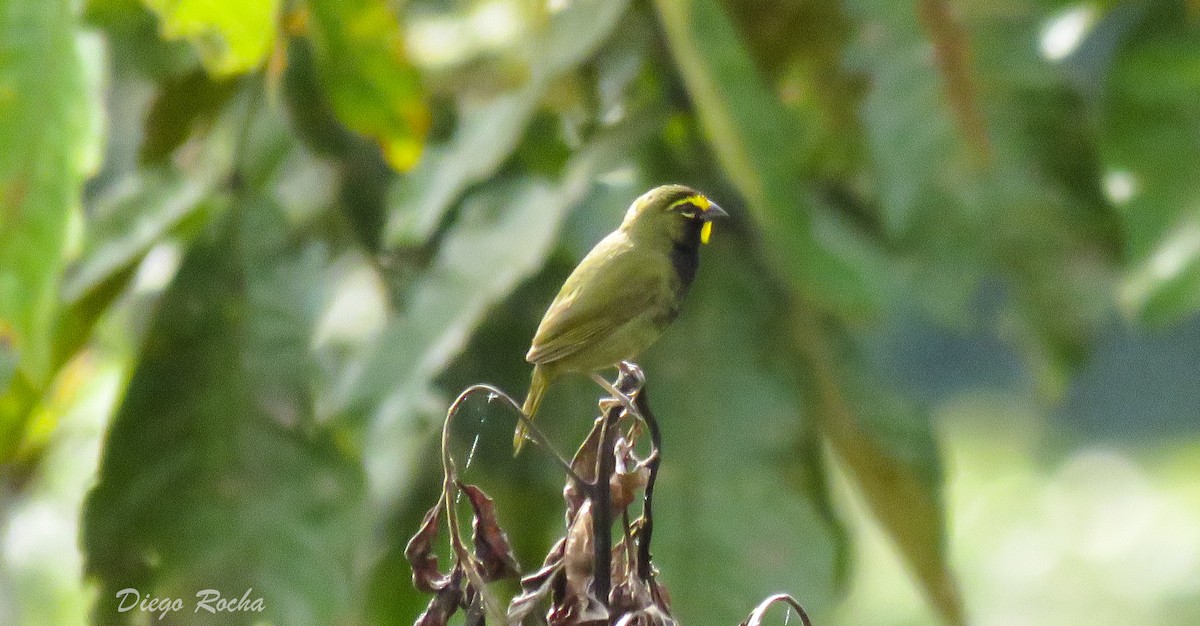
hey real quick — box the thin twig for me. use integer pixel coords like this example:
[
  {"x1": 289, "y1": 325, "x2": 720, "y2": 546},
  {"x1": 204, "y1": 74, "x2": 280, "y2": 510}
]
[
  {"x1": 635, "y1": 386, "x2": 662, "y2": 582},
  {"x1": 439, "y1": 383, "x2": 580, "y2": 621},
  {"x1": 448, "y1": 383, "x2": 585, "y2": 483},
  {"x1": 439, "y1": 389, "x2": 479, "y2": 612},
  {"x1": 592, "y1": 399, "x2": 621, "y2": 608},
  {"x1": 742, "y1": 593, "x2": 813, "y2": 626}
]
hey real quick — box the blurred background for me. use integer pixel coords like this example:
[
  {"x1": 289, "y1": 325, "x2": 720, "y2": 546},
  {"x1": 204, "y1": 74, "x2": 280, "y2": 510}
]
[{"x1": 2, "y1": 0, "x2": 1199, "y2": 623}]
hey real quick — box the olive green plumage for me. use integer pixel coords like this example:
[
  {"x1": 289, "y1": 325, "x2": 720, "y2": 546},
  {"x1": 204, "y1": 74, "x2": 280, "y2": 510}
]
[{"x1": 514, "y1": 184, "x2": 727, "y2": 453}]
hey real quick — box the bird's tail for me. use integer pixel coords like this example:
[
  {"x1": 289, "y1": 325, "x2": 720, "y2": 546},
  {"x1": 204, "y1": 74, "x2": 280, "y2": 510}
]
[{"x1": 514, "y1": 367, "x2": 549, "y2": 455}]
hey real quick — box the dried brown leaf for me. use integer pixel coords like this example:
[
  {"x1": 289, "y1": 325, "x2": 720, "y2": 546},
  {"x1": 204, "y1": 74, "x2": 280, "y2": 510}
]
[
  {"x1": 508, "y1": 575, "x2": 556, "y2": 624},
  {"x1": 564, "y1": 500, "x2": 595, "y2": 595},
  {"x1": 613, "y1": 606, "x2": 676, "y2": 626},
  {"x1": 608, "y1": 535, "x2": 674, "y2": 625},
  {"x1": 414, "y1": 568, "x2": 466, "y2": 626},
  {"x1": 548, "y1": 599, "x2": 608, "y2": 626},
  {"x1": 610, "y1": 438, "x2": 649, "y2": 512},
  {"x1": 458, "y1": 481, "x2": 522, "y2": 581},
  {"x1": 549, "y1": 500, "x2": 607, "y2": 625},
  {"x1": 508, "y1": 538, "x2": 567, "y2": 625},
  {"x1": 405, "y1": 503, "x2": 448, "y2": 593},
  {"x1": 649, "y1": 580, "x2": 672, "y2": 615},
  {"x1": 565, "y1": 418, "x2": 605, "y2": 518},
  {"x1": 464, "y1": 593, "x2": 486, "y2": 626}
]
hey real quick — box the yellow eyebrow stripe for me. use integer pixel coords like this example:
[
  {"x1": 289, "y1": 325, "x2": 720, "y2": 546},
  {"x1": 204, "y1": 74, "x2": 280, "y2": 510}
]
[{"x1": 668, "y1": 194, "x2": 710, "y2": 212}]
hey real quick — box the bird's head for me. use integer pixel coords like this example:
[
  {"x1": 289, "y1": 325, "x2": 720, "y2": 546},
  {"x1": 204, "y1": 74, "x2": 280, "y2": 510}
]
[{"x1": 619, "y1": 184, "x2": 728, "y2": 247}]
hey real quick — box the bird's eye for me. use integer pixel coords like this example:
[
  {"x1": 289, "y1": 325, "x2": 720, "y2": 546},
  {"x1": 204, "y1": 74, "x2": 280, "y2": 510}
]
[{"x1": 680, "y1": 210, "x2": 697, "y2": 218}]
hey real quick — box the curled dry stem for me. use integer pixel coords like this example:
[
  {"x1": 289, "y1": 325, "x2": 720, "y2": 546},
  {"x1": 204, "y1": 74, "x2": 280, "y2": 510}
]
[
  {"x1": 443, "y1": 383, "x2": 586, "y2": 485},
  {"x1": 633, "y1": 386, "x2": 662, "y2": 583},
  {"x1": 438, "y1": 378, "x2": 639, "y2": 526},
  {"x1": 741, "y1": 593, "x2": 813, "y2": 626},
  {"x1": 416, "y1": 368, "x2": 813, "y2": 626},
  {"x1": 438, "y1": 383, "x2": 581, "y2": 621}
]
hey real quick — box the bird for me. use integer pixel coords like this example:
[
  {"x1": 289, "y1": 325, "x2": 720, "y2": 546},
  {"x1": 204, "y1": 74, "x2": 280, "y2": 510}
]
[{"x1": 513, "y1": 184, "x2": 727, "y2": 453}]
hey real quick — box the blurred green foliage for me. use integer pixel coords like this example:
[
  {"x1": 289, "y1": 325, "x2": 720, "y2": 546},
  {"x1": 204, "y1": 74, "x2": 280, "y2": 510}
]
[{"x1": 1, "y1": 0, "x2": 1199, "y2": 624}]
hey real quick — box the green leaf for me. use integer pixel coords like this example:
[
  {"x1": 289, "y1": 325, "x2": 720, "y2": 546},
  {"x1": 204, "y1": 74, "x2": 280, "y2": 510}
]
[
  {"x1": 723, "y1": 0, "x2": 865, "y2": 178},
  {"x1": 0, "y1": 0, "x2": 97, "y2": 406},
  {"x1": 61, "y1": 169, "x2": 216, "y2": 304},
  {"x1": 838, "y1": 394, "x2": 960, "y2": 625},
  {"x1": 926, "y1": 6, "x2": 1119, "y2": 384},
  {"x1": 797, "y1": 323, "x2": 964, "y2": 625},
  {"x1": 844, "y1": 0, "x2": 966, "y2": 237},
  {"x1": 143, "y1": 0, "x2": 278, "y2": 75},
  {"x1": 652, "y1": 0, "x2": 884, "y2": 318},
  {"x1": 86, "y1": 0, "x2": 199, "y2": 80},
  {"x1": 1098, "y1": 7, "x2": 1200, "y2": 324},
  {"x1": 382, "y1": 95, "x2": 546, "y2": 246},
  {"x1": 340, "y1": 178, "x2": 584, "y2": 505},
  {"x1": 1122, "y1": 216, "x2": 1200, "y2": 327},
  {"x1": 0, "y1": 330, "x2": 14, "y2": 394},
  {"x1": 140, "y1": 68, "x2": 238, "y2": 163},
  {"x1": 83, "y1": 196, "x2": 366, "y2": 624},
  {"x1": 307, "y1": 0, "x2": 429, "y2": 171},
  {"x1": 383, "y1": 0, "x2": 632, "y2": 247},
  {"x1": 53, "y1": 85, "x2": 256, "y2": 377}
]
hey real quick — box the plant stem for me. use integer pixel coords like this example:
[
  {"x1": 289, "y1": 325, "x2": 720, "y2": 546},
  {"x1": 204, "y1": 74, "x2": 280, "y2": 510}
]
[
  {"x1": 635, "y1": 386, "x2": 662, "y2": 582},
  {"x1": 591, "y1": 397, "x2": 621, "y2": 609}
]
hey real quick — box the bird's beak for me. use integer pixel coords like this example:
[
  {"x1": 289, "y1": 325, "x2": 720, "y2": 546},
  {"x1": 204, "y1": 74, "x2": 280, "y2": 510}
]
[
  {"x1": 700, "y1": 201, "x2": 728, "y2": 221},
  {"x1": 699, "y1": 201, "x2": 726, "y2": 245}
]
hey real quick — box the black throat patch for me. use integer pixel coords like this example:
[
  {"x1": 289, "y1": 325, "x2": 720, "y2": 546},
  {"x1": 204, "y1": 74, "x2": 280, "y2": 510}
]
[{"x1": 669, "y1": 219, "x2": 703, "y2": 296}]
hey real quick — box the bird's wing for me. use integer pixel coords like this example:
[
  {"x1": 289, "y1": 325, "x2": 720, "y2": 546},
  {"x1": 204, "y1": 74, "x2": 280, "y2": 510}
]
[
  {"x1": 526, "y1": 234, "x2": 668, "y2": 365},
  {"x1": 525, "y1": 316, "x2": 616, "y2": 364}
]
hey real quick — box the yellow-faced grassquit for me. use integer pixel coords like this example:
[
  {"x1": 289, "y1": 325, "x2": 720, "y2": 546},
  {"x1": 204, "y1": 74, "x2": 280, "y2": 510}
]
[{"x1": 514, "y1": 184, "x2": 727, "y2": 453}]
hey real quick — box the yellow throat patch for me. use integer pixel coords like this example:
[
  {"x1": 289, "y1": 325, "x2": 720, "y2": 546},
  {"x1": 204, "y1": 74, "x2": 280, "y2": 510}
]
[{"x1": 701, "y1": 221, "x2": 713, "y2": 244}]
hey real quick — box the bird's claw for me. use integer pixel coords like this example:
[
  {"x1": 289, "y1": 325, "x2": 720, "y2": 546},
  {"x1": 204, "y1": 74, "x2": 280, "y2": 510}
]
[
  {"x1": 626, "y1": 419, "x2": 644, "y2": 442},
  {"x1": 590, "y1": 371, "x2": 643, "y2": 423},
  {"x1": 616, "y1": 361, "x2": 646, "y2": 395},
  {"x1": 598, "y1": 397, "x2": 624, "y2": 412}
]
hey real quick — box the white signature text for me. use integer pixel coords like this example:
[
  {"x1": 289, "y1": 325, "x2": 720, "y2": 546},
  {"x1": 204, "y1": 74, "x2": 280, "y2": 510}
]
[{"x1": 115, "y1": 588, "x2": 265, "y2": 619}]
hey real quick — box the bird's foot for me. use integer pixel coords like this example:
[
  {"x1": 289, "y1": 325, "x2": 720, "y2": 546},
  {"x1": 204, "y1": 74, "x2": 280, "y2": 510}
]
[
  {"x1": 624, "y1": 419, "x2": 644, "y2": 446},
  {"x1": 590, "y1": 371, "x2": 644, "y2": 423},
  {"x1": 598, "y1": 397, "x2": 624, "y2": 413},
  {"x1": 616, "y1": 361, "x2": 646, "y2": 393}
]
